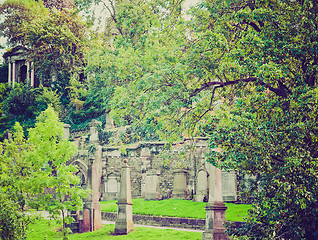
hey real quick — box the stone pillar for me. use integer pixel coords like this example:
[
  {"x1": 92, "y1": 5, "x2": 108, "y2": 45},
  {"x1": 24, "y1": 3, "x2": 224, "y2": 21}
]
[
  {"x1": 203, "y1": 163, "x2": 229, "y2": 240},
  {"x1": 172, "y1": 168, "x2": 188, "y2": 199},
  {"x1": 114, "y1": 160, "x2": 134, "y2": 235},
  {"x1": 26, "y1": 61, "x2": 30, "y2": 84},
  {"x1": 89, "y1": 119, "x2": 99, "y2": 143},
  {"x1": 12, "y1": 61, "x2": 16, "y2": 88},
  {"x1": 63, "y1": 124, "x2": 71, "y2": 140},
  {"x1": 30, "y1": 62, "x2": 34, "y2": 87},
  {"x1": 195, "y1": 169, "x2": 208, "y2": 202},
  {"x1": 8, "y1": 60, "x2": 11, "y2": 85},
  {"x1": 91, "y1": 146, "x2": 102, "y2": 231},
  {"x1": 145, "y1": 169, "x2": 161, "y2": 201},
  {"x1": 80, "y1": 155, "x2": 94, "y2": 233},
  {"x1": 79, "y1": 147, "x2": 102, "y2": 233}
]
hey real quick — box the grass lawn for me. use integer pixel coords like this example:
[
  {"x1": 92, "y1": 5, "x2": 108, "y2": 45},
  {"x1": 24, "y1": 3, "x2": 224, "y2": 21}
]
[
  {"x1": 100, "y1": 199, "x2": 251, "y2": 222},
  {"x1": 26, "y1": 220, "x2": 202, "y2": 240}
]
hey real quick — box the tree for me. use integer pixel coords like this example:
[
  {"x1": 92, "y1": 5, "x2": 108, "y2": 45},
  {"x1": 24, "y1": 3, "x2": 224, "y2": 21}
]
[
  {"x1": 86, "y1": 0, "x2": 318, "y2": 238},
  {"x1": 0, "y1": 106, "x2": 87, "y2": 239},
  {"x1": 0, "y1": 0, "x2": 88, "y2": 87}
]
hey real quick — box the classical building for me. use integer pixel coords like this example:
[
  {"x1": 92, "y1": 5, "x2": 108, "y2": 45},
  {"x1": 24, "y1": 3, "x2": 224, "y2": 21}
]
[{"x1": 3, "y1": 46, "x2": 38, "y2": 88}]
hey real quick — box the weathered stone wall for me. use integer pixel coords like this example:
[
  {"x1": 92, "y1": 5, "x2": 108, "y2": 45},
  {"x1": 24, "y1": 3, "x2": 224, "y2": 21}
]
[{"x1": 69, "y1": 124, "x2": 237, "y2": 203}]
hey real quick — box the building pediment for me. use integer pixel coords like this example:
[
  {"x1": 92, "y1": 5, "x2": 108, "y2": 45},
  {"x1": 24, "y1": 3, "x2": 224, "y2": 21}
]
[{"x1": 3, "y1": 46, "x2": 29, "y2": 62}]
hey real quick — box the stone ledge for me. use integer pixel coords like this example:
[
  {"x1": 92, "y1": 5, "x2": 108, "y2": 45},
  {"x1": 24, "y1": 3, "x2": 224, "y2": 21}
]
[
  {"x1": 101, "y1": 212, "x2": 205, "y2": 230},
  {"x1": 101, "y1": 212, "x2": 245, "y2": 231}
]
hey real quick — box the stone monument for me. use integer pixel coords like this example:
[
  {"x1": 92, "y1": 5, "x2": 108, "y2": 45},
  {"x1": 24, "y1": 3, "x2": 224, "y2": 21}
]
[
  {"x1": 172, "y1": 168, "x2": 188, "y2": 199},
  {"x1": 114, "y1": 159, "x2": 134, "y2": 234},
  {"x1": 203, "y1": 162, "x2": 230, "y2": 240}
]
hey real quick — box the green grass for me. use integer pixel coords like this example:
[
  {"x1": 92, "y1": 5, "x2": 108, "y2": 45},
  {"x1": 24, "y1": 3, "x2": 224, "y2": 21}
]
[
  {"x1": 26, "y1": 220, "x2": 202, "y2": 240},
  {"x1": 100, "y1": 199, "x2": 251, "y2": 222}
]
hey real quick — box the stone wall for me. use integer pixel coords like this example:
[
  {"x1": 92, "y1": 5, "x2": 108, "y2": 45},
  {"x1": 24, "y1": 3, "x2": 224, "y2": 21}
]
[{"x1": 68, "y1": 123, "x2": 238, "y2": 203}]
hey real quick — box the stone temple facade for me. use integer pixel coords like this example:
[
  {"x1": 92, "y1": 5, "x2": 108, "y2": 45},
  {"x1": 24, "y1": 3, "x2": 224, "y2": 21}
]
[{"x1": 66, "y1": 120, "x2": 238, "y2": 204}]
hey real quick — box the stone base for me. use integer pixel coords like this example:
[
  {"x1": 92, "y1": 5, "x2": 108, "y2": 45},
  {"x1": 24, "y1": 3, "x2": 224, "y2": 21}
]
[
  {"x1": 114, "y1": 202, "x2": 133, "y2": 235},
  {"x1": 172, "y1": 191, "x2": 187, "y2": 199},
  {"x1": 145, "y1": 192, "x2": 161, "y2": 201},
  {"x1": 203, "y1": 202, "x2": 230, "y2": 240}
]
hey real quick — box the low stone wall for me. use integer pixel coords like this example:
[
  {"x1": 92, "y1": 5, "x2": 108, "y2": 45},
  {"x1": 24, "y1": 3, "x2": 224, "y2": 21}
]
[{"x1": 101, "y1": 212, "x2": 205, "y2": 230}]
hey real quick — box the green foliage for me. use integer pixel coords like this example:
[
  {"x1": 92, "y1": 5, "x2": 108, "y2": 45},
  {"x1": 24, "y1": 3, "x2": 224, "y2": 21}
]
[
  {"x1": 0, "y1": 63, "x2": 8, "y2": 83},
  {"x1": 0, "y1": 0, "x2": 48, "y2": 46},
  {"x1": 208, "y1": 88, "x2": 318, "y2": 239},
  {"x1": 87, "y1": 0, "x2": 318, "y2": 239},
  {"x1": 0, "y1": 84, "x2": 63, "y2": 137},
  {"x1": 0, "y1": 106, "x2": 87, "y2": 239}
]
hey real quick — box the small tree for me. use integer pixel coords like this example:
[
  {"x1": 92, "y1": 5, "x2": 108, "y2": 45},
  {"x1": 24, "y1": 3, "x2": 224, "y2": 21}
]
[{"x1": 0, "y1": 106, "x2": 87, "y2": 239}]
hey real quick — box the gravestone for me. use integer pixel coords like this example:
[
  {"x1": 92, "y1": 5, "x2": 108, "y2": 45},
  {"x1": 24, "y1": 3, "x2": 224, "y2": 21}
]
[
  {"x1": 222, "y1": 171, "x2": 237, "y2": 202},
  {"x1": 195, "y1": 169, "x2": 208, "y2": 202},
  {"x1": 172, "y1": 168, "x2": 188, "y2": 199},
  {"x1": 145, "y1": 169, "x2": 161, "y2": 200}
]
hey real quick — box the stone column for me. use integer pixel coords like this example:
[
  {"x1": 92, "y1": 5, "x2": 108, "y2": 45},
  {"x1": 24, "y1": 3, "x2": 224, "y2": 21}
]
[
  {"x1": 12, "y1": 61, "x2": 16, "y2": 88},
  {"x1": 26, "y1": 61, "x2": 30, "y2": 85},
  {"x1": 31, "y1": 62, "x2": 35, "y2": 87},
  {"x1": 145, "y1": 169, "x2": 161, "y2": 200},
  {"x1": 80, "y1": 155, "x2": 94, "y2": 233},
  {"x1": 91, "y1": 146, "x2": 102, "y2": 231},
  {"x1": 114, "y1": 159, "x2": 134, "y2": 235},
  {"x1": 8, "y1": 60, "x2": 11, "y2": 85},
  {"x1": 79, "y1": 147, "x2": 102, "y2": 233},
  {"x1": 203, "y1": 163, "x2": 229, "y2": 240},
  {"x1": 172, "y1": 168, "x2": 188, "y2": 199}
]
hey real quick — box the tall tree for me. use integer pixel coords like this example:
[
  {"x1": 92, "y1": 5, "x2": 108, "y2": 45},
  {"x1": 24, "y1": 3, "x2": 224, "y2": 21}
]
[{"x1": 87, "y1": 0, "x2": 318, "y2": 238}]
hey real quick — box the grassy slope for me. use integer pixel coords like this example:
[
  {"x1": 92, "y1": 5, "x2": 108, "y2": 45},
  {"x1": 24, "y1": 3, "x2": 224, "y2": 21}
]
[
  {"x1": 100, "y1": 199, "x2": 251, "y2": 222},
  {"x1": 27, "y1": 220, "x2": 202, "y2": 240}
]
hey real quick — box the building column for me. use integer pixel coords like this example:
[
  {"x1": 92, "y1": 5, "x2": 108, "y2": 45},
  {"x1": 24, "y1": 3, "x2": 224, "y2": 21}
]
[
  {"x1": 31, "y1": 62, "x2": 34, "y2": 87},
  {"x1": 8, "y1": 60, "x2": 11, "y2": 86},
  {"x1": 12, "y1": 61, "x2": 16, "y2": 88},
  {"x1": 26, "y1": 61, "x2": 30, "y2": 84}
]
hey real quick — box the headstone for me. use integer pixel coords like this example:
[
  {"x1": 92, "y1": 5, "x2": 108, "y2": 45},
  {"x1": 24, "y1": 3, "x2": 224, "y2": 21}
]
[
  {"x1": 105, "y1": 112, "x2": 115, "y2": 129},
  {"x1": 145, "y1": 169, "x2": 161, "y2": 200},
  {"x1": 195, "y1": 169, "x2": 208, "y2": 202},
  {"x1": 114, "y1": 159, "x2": 134, "y2": 235},
  {"x1": 89, "y1": 120, "x2": 99, "y2": 143},
  {"x1": 222, "y1": 171, "x2": 237, "y2": 202},
  {"x1": 172, "y1": 168, "x2": 188, "y2": 199},
  {"x1": 63, "y1": 124, "x2": 71, "y2": 139}
]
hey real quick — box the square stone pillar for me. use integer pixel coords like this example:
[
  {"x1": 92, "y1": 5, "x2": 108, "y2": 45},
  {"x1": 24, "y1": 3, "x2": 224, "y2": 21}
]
[
  {"x1": 12, "y1": 61, "x2": 16, "y2": 88},
  {"x1": 203, "y1": 163, "x2": 229, "y2": 240},
  {"x1": 79, "y1": 147, "x2": 102, "y2": 233},
  {"x1": 114, "y1": 160, "x2": 134, "y2": 235},
  {"x1": 8, "y1": 60, "x2": 11, "y2": 85}
]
